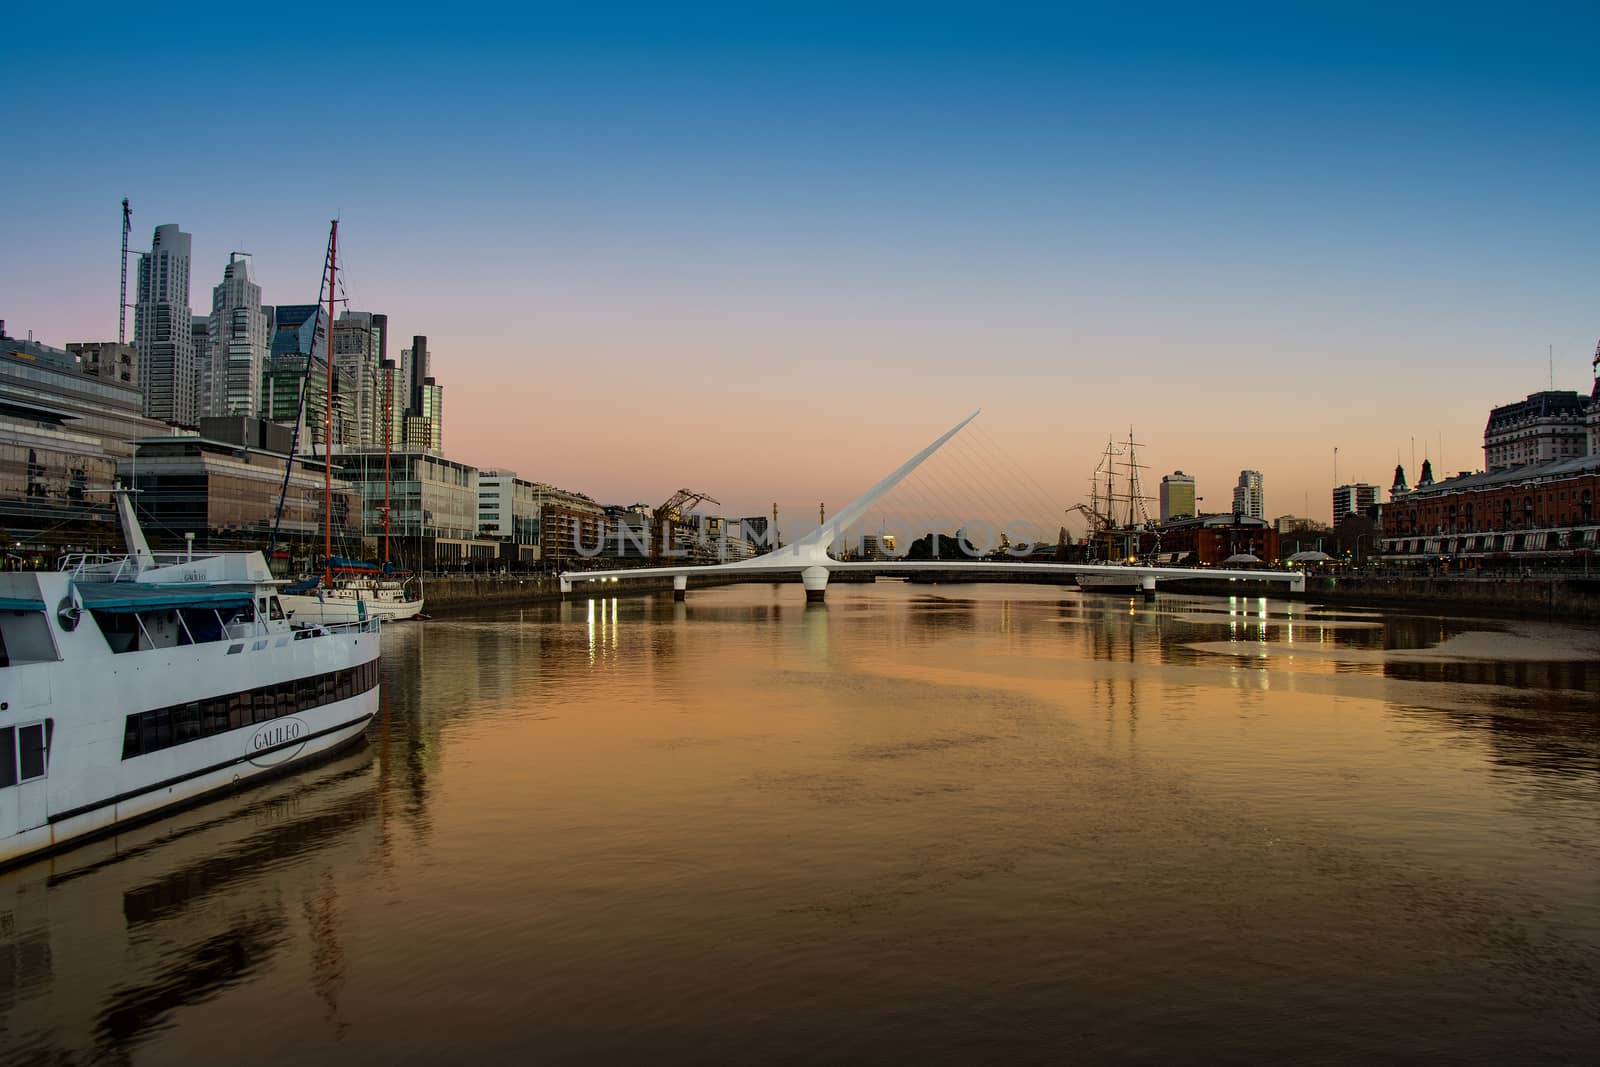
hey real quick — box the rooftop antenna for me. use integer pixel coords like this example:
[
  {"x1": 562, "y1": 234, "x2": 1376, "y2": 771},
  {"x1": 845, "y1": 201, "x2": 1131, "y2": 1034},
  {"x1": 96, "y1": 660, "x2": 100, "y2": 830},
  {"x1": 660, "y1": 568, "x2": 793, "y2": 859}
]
[
  {"x1": 1548, "y1": 343, "x2": 1554, "y2": 391},
  {"x1": 118, "y1": 198, "x2": 131, "y2": 345}
]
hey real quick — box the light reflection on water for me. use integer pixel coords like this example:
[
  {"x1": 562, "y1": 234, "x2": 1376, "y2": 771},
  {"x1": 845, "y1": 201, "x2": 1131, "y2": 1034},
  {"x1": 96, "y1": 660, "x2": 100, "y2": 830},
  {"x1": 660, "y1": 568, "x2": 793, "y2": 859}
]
[{"x1": 2, "y1": 585, "x2": 1597, "y2": 1063}]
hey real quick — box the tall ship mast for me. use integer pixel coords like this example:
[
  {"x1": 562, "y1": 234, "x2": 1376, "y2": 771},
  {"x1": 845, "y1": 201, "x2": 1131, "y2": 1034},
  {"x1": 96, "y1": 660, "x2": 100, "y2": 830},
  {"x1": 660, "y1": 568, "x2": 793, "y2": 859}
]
[
  {"x1": 275, "y1": 221, "x2": 423, "y2": 624},
  {"x1": 1069, "y1": 430, "x2": 1152, "y2": 562}
]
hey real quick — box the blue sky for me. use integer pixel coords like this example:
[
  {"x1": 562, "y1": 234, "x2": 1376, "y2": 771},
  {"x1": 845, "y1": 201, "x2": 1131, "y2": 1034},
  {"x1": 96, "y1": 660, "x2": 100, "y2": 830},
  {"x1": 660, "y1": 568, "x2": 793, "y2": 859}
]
[{"x1": 4, "y1": 3, "x2": 1597, "y2": 521}]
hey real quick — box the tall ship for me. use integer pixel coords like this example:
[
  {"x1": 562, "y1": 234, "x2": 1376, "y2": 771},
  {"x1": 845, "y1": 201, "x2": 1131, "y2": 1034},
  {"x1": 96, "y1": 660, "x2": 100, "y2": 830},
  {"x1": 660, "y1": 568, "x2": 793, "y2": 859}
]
[
  {"x1": 272, "y1": 220, "x2": 423, "y2": 624},
  {"x1": 0, "y1": 490, "x2": 380, "y2": 869},
  {"x1": 1068, "y1": 431, "x2": 1160, "y2": 592}
]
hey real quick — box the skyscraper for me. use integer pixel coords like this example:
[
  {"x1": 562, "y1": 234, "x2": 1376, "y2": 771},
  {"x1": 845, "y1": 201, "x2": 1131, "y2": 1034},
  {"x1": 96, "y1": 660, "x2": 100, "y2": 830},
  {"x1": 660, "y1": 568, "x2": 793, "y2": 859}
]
[
  {"x1": 1159, "y1": 471, "x2": 1196, "y2": 522},
  {"x1": 334, "y1": 311, "x2": 384, "y2": 445},
  {"x1": 191, "y1": 315, "x2": 210, "y2": 417},
  {"x1": 204, "y1": 252, "x2": 269, "y2": 418},
  {"x1": 133, "y1": 223, "x2": 196, "y2": 425},
  {"x1": 414, "y1": 377, "x2": 443, "y2": 451},
  {"x1": 378, "y1": 358, "x2": 403, "y2": 446},
  {"x1": 1232, "y1": 470, "x2": 1264, "y2": 520},
  {"x1": 404, "y1": 334, "x2": 428, "y2": 409},
  {"x1": 399, "y1": 335, "x2": 442, "y2": 451},
  {"x1": 262, "y1": 304, "x2": 348, "y2": 448},
  {"x1": 1332, "y1": 483, "x2": 1379, "y2": 525}
]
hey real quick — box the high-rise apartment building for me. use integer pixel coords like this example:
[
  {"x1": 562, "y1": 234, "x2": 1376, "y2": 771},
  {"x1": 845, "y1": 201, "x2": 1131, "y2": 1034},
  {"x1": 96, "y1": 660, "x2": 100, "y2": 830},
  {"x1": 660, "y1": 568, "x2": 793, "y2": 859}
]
[
  {"x1": 191, "y1": 315, "x2": 210, "y2": 417},
  {"x1": 133, "y1": 223, "x2": 196, "y2": 426},
  {"x1": 398, "y1": 336, "x2": 443, "y2": 451},
  {"x1": 1231, "y1": 470, "x2": 1264, "y2": 520},
  {"x1": 204, "y1": 252, "x2": 270, "y2": 418},
  {"x1": 404, "y1": 335, "x2": 428, "y2": 410},
  {"x1": 334, "y1": 311, "x2": 385, "y2": 445},
  {"x1": 1332, "y1": 483, "x2": 1379, "y2": 526},
  {"x1": 416, "y1": 378, "x2": 443, "y2": 450},
  {"x1": 1159, "y1": 471, "x2": 1196, "y2": 522},
  {"x1": 378, "y1": 358, "x2": 404, "y2": 446}
]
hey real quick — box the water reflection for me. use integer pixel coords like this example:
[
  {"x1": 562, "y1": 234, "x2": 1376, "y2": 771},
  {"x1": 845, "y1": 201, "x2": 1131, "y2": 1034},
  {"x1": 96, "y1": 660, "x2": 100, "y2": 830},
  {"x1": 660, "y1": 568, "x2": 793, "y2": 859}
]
[
  {"x1": 1, "y1": 585, "x2": 1596, "y2": 1062},
  {"x1": 0, "y1": 744, "x2": 383, "y2": 1062}
]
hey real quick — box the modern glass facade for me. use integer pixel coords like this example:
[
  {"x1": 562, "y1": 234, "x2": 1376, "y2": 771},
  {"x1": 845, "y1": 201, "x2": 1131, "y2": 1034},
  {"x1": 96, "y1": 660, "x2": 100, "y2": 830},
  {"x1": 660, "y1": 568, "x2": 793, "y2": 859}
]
[
  {"x1": 119, "y1": 437, "x2": 354, "y2": 554},
  {"x1": 339, "y1": 447, "x2": 497, "y2": 565}
]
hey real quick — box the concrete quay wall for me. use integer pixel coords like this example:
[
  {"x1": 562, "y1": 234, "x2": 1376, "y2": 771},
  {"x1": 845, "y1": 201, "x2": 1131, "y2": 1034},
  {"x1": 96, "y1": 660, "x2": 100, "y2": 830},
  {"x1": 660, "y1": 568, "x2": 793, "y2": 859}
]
[
  {"x1": 1304, "y1": 575, "x2": 1600, "y2": 621},
  {"x1": 420, "y1": 570, "x2": 1600, "y2": 623},
  {"x1": 1180, "y1": 575, "x2": 1600, "y2": 621},
  {"x1": 421, "y1": 571, "x2": 757, "y2": 612}
]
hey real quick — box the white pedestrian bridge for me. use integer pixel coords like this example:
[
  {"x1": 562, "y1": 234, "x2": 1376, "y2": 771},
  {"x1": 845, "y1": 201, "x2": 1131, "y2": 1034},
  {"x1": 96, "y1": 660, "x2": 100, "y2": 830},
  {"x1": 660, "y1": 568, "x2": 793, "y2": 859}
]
[{"x1": 561, "y1": 411, "x2": 1307, "y2": 602}]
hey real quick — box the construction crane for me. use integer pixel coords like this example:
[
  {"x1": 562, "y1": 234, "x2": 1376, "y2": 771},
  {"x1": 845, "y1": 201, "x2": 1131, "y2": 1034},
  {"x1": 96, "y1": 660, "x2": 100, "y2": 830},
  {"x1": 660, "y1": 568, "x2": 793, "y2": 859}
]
[
  {"x1": 118, "y1": 198, "x2": 132, "y2": 346},
  {"x1": 651, "y1": 489, "x2": 720, "y2": 561}
]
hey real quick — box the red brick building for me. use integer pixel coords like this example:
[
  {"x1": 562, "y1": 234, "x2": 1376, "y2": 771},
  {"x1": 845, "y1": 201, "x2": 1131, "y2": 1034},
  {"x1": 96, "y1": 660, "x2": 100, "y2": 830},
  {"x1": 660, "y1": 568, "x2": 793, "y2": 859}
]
[
  {"x1": 1382, "y1": 455, "x2": 1600, "y2": 561},
  {"x1": 1155, "y1": 514, "x2": 1281, "y2": 565}
]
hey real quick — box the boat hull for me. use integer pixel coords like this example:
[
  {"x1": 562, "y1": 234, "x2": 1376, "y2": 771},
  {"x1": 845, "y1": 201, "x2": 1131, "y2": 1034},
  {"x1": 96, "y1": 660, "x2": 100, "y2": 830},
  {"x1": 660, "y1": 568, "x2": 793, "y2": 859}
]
[
  {"x1": 280, "y1": 590, "x2": 424, "y2": 623},
  {"x1": 0, "y1": 703, "x2": 374, "y2": 870},
  {"x1": 1074, "y1": 573, "x2": 1146, "y2": 593}
]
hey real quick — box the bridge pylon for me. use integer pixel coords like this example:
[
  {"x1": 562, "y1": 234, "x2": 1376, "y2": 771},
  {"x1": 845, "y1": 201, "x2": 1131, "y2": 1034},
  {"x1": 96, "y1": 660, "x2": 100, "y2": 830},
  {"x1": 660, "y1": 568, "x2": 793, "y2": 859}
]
[{"x1": 801, "y1": 565, "x2": 829, "y2": 603}]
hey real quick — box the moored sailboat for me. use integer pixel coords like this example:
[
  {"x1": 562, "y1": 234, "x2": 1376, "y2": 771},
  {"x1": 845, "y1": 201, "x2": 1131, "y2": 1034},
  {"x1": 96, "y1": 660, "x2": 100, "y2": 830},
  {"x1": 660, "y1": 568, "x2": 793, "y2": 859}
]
[{"x1": 275, "y1": 220, "x2": 423, "y2": 624}]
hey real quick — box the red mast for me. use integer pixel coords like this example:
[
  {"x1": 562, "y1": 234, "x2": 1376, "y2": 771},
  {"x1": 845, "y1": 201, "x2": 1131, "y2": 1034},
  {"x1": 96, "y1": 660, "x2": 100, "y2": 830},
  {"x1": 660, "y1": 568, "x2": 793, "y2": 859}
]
[{"x1": 324, "y1": 220, "x2": 337, "y2": 587}]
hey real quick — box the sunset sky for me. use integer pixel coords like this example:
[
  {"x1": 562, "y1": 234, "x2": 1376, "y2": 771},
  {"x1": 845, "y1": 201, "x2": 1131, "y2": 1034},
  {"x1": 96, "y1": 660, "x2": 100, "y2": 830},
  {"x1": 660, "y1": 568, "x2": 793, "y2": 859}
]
[{"x1": 4, "y1": 3, "x2": 1596, "y2": 531}]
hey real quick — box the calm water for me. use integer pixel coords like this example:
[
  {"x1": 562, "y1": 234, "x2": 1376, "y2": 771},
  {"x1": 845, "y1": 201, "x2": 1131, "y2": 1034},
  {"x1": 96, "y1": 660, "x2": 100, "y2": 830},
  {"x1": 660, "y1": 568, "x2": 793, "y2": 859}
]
[{"x1": 3, "y1": 585, "x2": 1598, "y2": 1063}]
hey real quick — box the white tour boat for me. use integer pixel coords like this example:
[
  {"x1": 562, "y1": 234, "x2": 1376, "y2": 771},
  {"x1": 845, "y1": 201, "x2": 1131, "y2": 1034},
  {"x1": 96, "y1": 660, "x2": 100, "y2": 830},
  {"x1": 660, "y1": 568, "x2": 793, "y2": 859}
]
[{"x1": 0, "y1": 491, "x2": 380, "y2": 869}]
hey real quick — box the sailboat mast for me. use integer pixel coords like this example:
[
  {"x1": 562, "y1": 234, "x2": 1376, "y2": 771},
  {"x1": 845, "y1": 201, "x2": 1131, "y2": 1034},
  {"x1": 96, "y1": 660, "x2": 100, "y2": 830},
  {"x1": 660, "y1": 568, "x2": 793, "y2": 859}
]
[{"x1": 324, "y1": 219, "x2": 337, "y2": 587}]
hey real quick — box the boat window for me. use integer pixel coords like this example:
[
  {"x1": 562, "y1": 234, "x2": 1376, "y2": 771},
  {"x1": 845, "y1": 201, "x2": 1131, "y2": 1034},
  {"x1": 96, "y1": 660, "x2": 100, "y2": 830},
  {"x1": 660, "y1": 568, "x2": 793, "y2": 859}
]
[
  {"x1": 229, "y1": 693, "x2": 251, "y2": 730},
  {"x1": 268, "y1": 597, "x2": 286, "y2": 621},
  {"x1": 19, "y1": 722, "x2": 48, "y2": 780},
  {"x1": 203, "y1": 698, "x2": 230, "y2": 735},
  {"x1": 92, "y1": 611, "x2": 141, "y2": 653},
  {"x1": 120, "y1": 663, "x2": 381, "y2": 759},
  {"x1": 0, "y1": 609, "x2": 59, "y2": 665},
  {"x1": 179, "y1": 608, "x2": 226, "y2": 644},
  {"x1": 0, "y1": 728, "x2": 15, "y2": 788},
  {"x1": 174, "y1": 703, "x2": 203, "y2": 743}
]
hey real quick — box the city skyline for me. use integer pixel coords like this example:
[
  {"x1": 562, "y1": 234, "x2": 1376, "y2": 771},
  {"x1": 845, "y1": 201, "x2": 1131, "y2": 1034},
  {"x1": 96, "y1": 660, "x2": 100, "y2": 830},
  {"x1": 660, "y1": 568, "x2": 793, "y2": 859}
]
[{"x1": 4, "y1": 5, "x2": 1597, "y2": 523}]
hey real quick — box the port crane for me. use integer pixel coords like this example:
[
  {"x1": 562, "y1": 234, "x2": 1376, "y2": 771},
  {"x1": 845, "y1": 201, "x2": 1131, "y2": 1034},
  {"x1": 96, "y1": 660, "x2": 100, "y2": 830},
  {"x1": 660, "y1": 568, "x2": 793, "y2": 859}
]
[{"x1": 651, "y1": 489, "x2": 720, "y2": 561}]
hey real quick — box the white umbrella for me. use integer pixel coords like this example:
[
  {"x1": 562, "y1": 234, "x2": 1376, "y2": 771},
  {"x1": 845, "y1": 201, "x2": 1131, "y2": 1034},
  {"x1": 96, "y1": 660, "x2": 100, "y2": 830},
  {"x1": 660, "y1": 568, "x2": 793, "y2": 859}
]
[
  {"x1": 1286, "y1": 550, "x2": 1333, "y2": 562},
  {"x1": 1221, "y1": 552, "x2": 1262, "y2": 565}
]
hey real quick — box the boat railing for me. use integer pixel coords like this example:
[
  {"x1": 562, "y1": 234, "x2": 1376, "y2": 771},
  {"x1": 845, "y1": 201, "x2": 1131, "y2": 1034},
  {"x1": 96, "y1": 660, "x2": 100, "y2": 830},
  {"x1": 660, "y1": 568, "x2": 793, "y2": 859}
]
[
  {"x1": 322, "y1": 616, "x2": 383, "y2": 636},
  {"x1": 58, "y1": 550, "x2": 229, "y2": 581}
]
